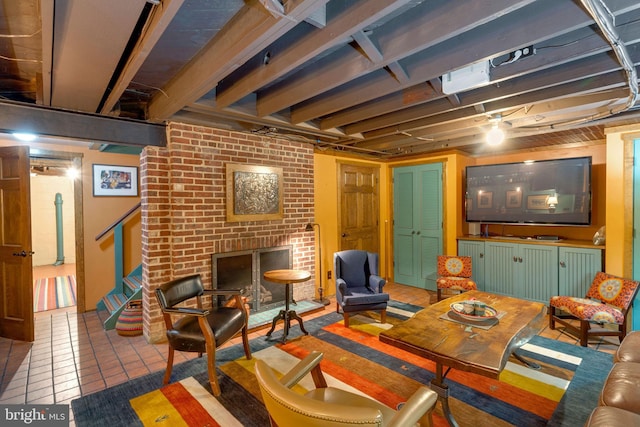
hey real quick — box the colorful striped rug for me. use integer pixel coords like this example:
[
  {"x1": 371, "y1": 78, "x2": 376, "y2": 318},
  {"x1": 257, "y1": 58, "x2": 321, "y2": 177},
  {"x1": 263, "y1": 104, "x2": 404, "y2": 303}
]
[
  {"x1": 71, "y1": 302, "x2": 613, "y2": 426},
  {"x1": 33, "y1": 275, "x2": 77, "y2": 312}
]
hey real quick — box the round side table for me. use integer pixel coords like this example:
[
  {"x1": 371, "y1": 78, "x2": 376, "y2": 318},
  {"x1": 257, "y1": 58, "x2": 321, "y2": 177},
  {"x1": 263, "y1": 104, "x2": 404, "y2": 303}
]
[{"x1": 263, "y1": 269, "x2": 311, "y2": 342}]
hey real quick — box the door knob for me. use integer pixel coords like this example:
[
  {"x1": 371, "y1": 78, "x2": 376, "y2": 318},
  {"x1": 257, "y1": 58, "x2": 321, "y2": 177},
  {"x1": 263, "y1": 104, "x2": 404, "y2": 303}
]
[
  {"x1": 341, "y1": 233, "x2": 348, "y2": 237},
  {"x1": 13, "y1": 250, "x2": 34, "y2": 257}
]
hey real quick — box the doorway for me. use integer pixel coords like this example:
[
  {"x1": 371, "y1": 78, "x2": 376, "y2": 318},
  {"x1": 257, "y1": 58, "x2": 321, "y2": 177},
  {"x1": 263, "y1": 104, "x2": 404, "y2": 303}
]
[
  {"x1": 29, "y1": 154, "x2": 83, "y2": 315},
  {"x1": 30, "y1": 158, "x2": 77, "y2": 312}
]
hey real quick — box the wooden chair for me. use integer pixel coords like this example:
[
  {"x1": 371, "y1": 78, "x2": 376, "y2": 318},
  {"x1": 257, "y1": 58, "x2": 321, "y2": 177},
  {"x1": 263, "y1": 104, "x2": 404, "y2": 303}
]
[
  {"x1": 155, "y1": 274, "x2": 251, "y2": 396},
  {"x1": 549, "y1": 271, "x2": 640, "y2": 347},
  {"x1": 255, "y1": 351, "x2": 437, "y2": 427},
  {"x1": 436, "y1": 255, "x2": 477, "y2": 301}
]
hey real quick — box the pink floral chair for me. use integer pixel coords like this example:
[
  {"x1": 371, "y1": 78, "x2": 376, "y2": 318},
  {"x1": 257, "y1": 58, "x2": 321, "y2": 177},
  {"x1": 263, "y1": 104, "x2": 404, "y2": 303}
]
[
  {"x1": 436, "y1": 255, "x2": 477, "y2": 301},
  {"x1": 549, "y1": 272, "x2": 640, "y2": 347}
]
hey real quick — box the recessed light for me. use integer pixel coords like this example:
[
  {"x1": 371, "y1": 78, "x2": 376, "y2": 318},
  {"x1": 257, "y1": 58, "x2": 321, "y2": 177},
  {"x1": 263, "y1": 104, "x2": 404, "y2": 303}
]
[{"x1": 13, "y1": 132, "x2": 37, "y2": 142}]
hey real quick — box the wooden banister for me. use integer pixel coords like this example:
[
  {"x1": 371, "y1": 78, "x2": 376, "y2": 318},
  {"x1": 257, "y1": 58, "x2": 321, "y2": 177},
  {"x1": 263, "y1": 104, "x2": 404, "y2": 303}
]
[{"x1": 95, "y1": 202, "x2": 141, "y2": 241}]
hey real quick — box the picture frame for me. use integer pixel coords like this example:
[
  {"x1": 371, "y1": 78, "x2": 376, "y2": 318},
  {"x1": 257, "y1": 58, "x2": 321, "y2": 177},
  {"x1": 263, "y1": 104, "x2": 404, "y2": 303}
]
[
  {"x1": 526, "y1": 194, "x2": 549, "y2": 210},
  {"x1": 477, "y1": 191, "x2": 493, "y2": 209},
  {"x1": 92, "y1": 164, "x2": 138, "y2": 197},
  {"x1": 506, "y1": 190, "x2": 522, "y2": 208},
  {"x1": 226, "y1": 164, "x2": 284, "y2": 222}
]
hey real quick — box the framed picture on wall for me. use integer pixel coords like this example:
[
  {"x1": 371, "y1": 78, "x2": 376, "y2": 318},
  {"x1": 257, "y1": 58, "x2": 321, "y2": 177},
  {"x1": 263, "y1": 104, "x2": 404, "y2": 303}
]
[
  {"x1": 527, "y1": 194, "x2": 550, "y2": 210},
  {"x1": 506, "y1": 190, "x2": 522, "y2": 208},
  {"x1": 92, "y1": 164, "x2": 139, "y2": 197},
  {"x1": 477, "y1": 191, "x2": 493, "y2": 209},
  {"x1": 226, "y1": 163, "x2": 284, "y2": 222}
]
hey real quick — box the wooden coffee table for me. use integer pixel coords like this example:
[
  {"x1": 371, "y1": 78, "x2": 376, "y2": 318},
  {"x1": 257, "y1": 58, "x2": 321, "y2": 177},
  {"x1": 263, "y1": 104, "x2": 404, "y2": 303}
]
[{"x1": 379, "y1": 290, "x2": 546, "y2": 427}]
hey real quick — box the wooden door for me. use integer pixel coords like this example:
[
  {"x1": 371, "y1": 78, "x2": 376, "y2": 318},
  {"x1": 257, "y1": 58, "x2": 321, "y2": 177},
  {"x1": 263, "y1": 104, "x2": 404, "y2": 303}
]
[
  {"x1": 0, "y1": 146, "x2": 34, "y2": 341},
  {"x1": 338, "y1": 163, "x2": 379, "y2": 253}
]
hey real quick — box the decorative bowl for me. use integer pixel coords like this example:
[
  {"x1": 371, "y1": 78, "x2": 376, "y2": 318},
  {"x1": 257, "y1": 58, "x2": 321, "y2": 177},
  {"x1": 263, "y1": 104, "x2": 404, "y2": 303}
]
[{"x1": 450, "y1": 302, "x2": 498, "y2": 322}]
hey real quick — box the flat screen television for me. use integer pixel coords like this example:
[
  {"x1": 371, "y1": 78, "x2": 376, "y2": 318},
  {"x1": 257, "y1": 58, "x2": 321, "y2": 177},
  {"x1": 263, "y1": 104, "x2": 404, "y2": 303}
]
[{"x1": 465, "y1": 156, "x2": 592, "y2": 226}]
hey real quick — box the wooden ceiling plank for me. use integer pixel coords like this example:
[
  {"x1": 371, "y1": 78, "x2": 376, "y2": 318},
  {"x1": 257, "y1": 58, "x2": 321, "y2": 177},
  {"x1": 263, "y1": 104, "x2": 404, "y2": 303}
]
[
  {"x1": 100, "y1": 0, "x2": 186, "y2": 115},
  {"x1": 347, "y1": 47, "x2": 630, "y2": 136},
  {"x1": 319, "y1": 27, "x2": 612, "y2": 130},
  {"x1": 147, "y1": 0, "x2": 329, "y2": 121},
  {"x1": 291, "y1": 0, "x2": 594, "y2": 124},
  {"x1": 370, "y1": 74, "x2": 628, "y2": 143},
  {"x1": 262, "y1": 0, "x2": 536, "y2": 118},
  {"x1": 215, "y1": 0, "x2": 415, "y2": 109}
]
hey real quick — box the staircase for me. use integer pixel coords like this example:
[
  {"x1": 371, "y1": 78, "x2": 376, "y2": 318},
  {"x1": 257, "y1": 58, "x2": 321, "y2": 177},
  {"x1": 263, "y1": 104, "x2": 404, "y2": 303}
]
[
  {"x1": 97, "y1": 265, "x2": 142, "y2": 330},
  {"x1": 95, "y1": 202, "x2": 143, "y2": 330}
]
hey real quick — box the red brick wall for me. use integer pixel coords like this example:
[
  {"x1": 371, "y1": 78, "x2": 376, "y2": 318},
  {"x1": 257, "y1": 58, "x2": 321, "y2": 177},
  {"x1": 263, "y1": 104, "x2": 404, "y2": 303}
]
[{"x1": 141, "y1": 122, "x2": 316, "y2": 342}]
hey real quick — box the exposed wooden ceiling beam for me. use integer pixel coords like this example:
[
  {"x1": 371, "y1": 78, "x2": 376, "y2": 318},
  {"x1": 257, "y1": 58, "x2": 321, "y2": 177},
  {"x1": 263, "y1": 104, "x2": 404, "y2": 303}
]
[
  {"x1": 215, "y1": 0, "x2": 414, "y2": 109},
  {"x1": 100, "y1": 0, "x2": 185, "y2": 115},
  {"x1": 262, "y1": 0, "x2": 536, "y2": 119},
  {"x1": 147, "y1": 0, "x2": 329, "y2": 121},
  {"x1": 290, "y1": 0, "x2": 592, "y2": 124}
]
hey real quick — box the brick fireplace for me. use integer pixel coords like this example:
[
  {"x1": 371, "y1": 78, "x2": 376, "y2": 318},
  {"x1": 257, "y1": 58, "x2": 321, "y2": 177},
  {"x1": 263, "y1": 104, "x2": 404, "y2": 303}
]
[
  {"x1": 141, "y1": 122, "x2": 316, "y2": 343},
  {"x1": 211, "y1": 245, "x2": 292, "y2": 313}
]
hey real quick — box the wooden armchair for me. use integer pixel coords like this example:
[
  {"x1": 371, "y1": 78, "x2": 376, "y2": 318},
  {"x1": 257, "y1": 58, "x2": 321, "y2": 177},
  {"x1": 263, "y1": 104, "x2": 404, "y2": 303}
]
[
  {"x1": 549, "y1": 272, "x2": 640, "y2": 347},
  {"x1": 155, "y1": 274, "x2": 251, "y2": 396}
]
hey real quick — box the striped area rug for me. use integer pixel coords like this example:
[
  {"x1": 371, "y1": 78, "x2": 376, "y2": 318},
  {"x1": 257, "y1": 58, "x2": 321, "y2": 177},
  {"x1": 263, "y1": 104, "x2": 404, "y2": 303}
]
[
  {"x1": 33, "y1": 275, "x2": 77, "y2": 312},
  {"x1": 120, "y1": 303, "x2": 610, "y2": 427}
]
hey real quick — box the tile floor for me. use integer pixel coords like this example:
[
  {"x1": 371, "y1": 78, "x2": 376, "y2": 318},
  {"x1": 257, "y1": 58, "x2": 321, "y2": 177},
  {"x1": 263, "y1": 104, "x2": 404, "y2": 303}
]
[{"x1": 0, "y1": 275, "x2": 620, "y2": 427}]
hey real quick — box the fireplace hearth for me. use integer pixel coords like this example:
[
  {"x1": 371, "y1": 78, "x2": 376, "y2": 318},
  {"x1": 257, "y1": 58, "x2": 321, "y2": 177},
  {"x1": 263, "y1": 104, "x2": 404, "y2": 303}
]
[{"x1": 211, "y1": 245, "x2": 293, "y2": 313}]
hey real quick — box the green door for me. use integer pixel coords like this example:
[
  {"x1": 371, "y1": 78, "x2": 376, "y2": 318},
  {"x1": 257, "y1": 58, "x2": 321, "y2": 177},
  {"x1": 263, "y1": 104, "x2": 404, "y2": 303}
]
[{"x1": 393, "y1": 163, "x2": 443, "y2": 289}]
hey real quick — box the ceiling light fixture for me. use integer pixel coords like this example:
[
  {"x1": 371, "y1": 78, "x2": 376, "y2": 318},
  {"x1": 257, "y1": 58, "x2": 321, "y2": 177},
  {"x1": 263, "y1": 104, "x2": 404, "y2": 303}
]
[
  {"x1": 486, "y1": 114, "x2": 505, "y2": 145},
  {"x1": 13, "y1": 132, "x2": 37, "y2": 142}
]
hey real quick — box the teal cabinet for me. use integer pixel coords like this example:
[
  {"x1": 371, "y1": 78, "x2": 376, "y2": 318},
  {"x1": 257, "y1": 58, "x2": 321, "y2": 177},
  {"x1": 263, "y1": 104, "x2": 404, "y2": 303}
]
[
  {"x1": 558, "y1": 247, "x2": 603, "y2": 296},
  {"x1": 517, "y1": 243, "x2": 559, "y2": 303},
  {"x1": 458, "y1": 238, "x2": 602, "y2": 303},
  {"x1": 484, "y1": 241, "x2": 519, "y2": 297},
  {"x1": 484, "y1": 241, "x2": 558, "y2": 303},
  {"x1": 457, "y1": 239, "x2": 485, "y2": 290}
]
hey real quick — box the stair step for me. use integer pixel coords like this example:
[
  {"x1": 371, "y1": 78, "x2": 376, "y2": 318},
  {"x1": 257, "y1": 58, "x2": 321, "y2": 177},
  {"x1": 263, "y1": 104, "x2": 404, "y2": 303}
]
[
  {"x1": 102, "y1": 293, "x2": 129, "y2": 314},
  {"x1": 123, "y1": 275, "x2": 142, "y2": 294}
]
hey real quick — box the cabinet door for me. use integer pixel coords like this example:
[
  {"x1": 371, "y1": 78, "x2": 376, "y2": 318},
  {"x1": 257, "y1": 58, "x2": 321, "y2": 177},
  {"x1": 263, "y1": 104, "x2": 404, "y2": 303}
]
[
  {"x1": 558, "y1": 247, "x2": 603, "y2": 296},
  {"x1": 457, "y1": 240, "x2": 484, "y2": 289},
  {"x1": 518, "y1": 243, "x2": 558, "y2": 304},
  {"x1": 484, "y1": 241, "x2": 518, "y2": 296}
]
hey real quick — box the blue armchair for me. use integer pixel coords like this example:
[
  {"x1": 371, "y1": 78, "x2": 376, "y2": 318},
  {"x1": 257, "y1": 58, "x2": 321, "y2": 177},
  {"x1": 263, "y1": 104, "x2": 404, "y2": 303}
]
[{"x1": 334, "y1": 250, "x2": 389, "y2": 327}]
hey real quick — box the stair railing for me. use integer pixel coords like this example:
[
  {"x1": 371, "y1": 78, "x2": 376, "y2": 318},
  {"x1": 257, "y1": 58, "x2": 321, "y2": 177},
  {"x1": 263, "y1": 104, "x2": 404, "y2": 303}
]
[{"x1": 96, "y1": 202, "x2": 141, "y2": 289}]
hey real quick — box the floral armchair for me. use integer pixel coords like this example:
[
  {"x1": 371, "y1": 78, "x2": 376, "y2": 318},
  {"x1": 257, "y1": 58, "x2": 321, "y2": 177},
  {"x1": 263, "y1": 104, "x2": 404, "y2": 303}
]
[{"x1": 549, "y1": 271, "x2": 640, "y2": 347}]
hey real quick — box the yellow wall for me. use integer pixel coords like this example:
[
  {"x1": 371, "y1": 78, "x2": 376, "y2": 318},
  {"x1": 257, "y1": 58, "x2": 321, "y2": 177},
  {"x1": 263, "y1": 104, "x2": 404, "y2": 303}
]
[
  {"x1": 314, "y1": 151, "x2": 469, "y2": 293},
  {"x1": 314, "y1": 142, "x2": 621, "y2": 292},
  {"x1": 604, "y1": 125, "x2": 638, "y2": 277},
  {"x1": 0, "y1": 137, "x2": 141, "y2": 311}
]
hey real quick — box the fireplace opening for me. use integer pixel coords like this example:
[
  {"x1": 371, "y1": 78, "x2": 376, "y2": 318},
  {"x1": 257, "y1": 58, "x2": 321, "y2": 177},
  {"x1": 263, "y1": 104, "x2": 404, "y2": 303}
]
[{"x1": 211, "y1": 245, "x2": 292, "y2": 313}]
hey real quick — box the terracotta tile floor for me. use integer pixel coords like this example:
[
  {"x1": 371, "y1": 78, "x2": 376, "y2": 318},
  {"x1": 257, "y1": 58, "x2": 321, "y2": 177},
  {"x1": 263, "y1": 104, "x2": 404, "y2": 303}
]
[{"x1": 0, "y1": 281, "x2": 619, "y2": 426}]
